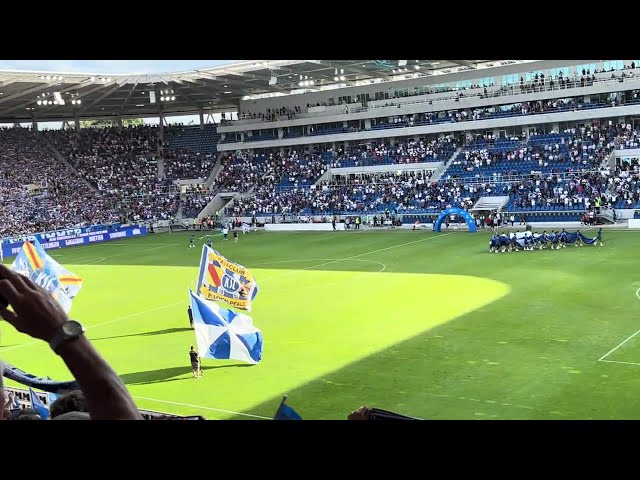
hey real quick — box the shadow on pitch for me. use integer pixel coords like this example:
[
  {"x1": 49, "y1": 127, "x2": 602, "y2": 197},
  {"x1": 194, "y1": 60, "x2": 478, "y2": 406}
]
[
  {"x1": 224, "y1": 303, "x2": 549, "y2": 421},
  {"x1": 120, "y1": 364, "x2": 253, "y2": 386},
  {"x1": 89, "y1": 327, "x2": 194, "y2": 342}
]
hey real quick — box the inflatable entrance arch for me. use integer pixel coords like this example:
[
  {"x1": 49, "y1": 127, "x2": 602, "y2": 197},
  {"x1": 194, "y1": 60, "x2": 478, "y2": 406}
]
[{"x1": 432, "y1": 207, "x2": 477, "y2": 233}]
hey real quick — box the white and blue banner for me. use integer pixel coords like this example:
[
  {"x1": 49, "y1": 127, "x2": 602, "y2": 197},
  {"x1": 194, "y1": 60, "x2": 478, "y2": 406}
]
[{"x1": 2, "y1": 225, "x2": 147, "y2": 259}]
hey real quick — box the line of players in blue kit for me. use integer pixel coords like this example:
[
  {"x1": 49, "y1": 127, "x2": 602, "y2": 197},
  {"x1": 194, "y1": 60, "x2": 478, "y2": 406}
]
[{"x1": 489, "y1": 228, "x2": 604, "y2": 253}]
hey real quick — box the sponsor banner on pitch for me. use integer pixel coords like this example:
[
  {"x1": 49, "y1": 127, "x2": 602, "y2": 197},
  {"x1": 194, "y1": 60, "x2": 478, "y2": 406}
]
[{"x1": 2, "y1": 226, "x2": 147, "y2": 258}]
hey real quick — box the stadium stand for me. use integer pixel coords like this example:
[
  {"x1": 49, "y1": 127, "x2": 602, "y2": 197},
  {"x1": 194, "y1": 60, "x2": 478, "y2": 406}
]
[
  {"x1": 0, "y1": 128, "x2": 120, "y2": 236},
  {"x1": 44, "y1": 125, "x2": 181, "y2": 223},
  {"x1": 163, "y1": 124, "x2": 219, "y2": 180}
]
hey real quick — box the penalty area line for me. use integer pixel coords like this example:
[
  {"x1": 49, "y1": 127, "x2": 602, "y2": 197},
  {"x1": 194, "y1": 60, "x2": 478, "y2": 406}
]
[
  {"x1": 598, "y1": 359, "x2": 640, "y2": 367},
  {"x1": 598, "y1": 328, "x2": 640, "y2": 362},
  {"x1": 131, "y1": 396, "x2": 272, "y2": 419},
  {"x1": 598, "y1": 288, "x2": 640, "y2": 363},
  {"x1": 598, "y1": 288, "x2": 640, "y2": 365},
  {"x1": 301, "y1": 232, "x2": 453, "y2": 271}
]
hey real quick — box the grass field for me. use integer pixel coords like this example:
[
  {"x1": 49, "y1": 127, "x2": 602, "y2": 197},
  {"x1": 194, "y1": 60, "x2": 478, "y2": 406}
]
[{"x1": 2, "y1": 227, "x2": 640, "y2": 419}]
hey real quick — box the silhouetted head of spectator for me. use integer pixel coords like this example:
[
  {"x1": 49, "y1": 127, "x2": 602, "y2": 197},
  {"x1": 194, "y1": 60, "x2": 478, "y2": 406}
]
[
  {"x1": 16, "y1": 407, "x2": 41, "y2": 420},
  {"x1": 52, "y1": 411, "x2": 90, "y2": 420},
  {"x1": 50, "y1": 390, "x2": 89, "y2": 419}
]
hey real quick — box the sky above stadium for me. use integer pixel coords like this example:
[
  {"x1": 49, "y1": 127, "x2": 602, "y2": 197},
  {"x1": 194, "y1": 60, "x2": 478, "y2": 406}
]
[{"x1": 0, "y1": 60, "x2": 243, "y2": 74}]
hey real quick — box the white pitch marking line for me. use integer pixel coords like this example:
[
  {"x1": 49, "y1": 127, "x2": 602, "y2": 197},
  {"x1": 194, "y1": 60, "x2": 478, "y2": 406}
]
[
  {"x1": 0, "y1": 301, "x2": 184, "y2": 353},
  {"x1": 300, "y1": 233, "x2": 453, "y2": 271},
  {"x1": 251, "y1": 258, "x2": 387, "y2": 273},
  {"x1": 599, "y1": 359, "x2": 640, "y2": 367},
  {"x1": 596, "y1": 288, "x2": 640, "y2": 363},
  {"x1": 131, "y1": 396, "x2": 272, "y2": 419},
  {"x1": 82, "y1": 244, "x2": 179, "y2": 264},
  {"x1": 50, "y1": 240, "x2": 173, "y2": 251},
  {"x1": 598, "y1": 328, "x2": 640, "y2": 362}
]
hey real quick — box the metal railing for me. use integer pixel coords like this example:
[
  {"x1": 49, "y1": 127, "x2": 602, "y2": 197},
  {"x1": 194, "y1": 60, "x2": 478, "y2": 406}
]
[{"x1": 435, "y1": 169, "x2": 604, "y2": 187}]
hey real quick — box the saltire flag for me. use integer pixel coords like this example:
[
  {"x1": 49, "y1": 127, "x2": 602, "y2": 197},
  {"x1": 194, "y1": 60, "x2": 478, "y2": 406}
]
[
  {"x1": 10, "y1": 238, "x2": 83, "y2": 314},
  {"x1": 579, "y1": 228, "x2": 603, "y2": 245},
  {"x1": 273, "y1": 395, "x2": 302, "y2": 420},
  {"x1": 189, "y1": 290, "x2": 263, "y2": 364},
  {"x1": 29, "y1": 387, "x2": 49, "y2": 420},
  {"x1": 564, "y1": 231, "x2": 580, "y2": 243},
  {"x1": 196, "y1": 245, "x2": 259, "y2": 311}
]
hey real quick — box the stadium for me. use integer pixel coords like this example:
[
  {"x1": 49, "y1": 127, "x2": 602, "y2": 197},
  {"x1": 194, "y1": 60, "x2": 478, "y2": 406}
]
[{"x1": 1, "y1": 59, "x2": 640, "y2": 420}]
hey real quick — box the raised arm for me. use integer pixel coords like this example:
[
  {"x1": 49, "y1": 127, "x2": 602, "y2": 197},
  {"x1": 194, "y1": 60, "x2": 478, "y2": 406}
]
[{"x1": 0, "y1": 263, "x2": 142, "y2": 420}]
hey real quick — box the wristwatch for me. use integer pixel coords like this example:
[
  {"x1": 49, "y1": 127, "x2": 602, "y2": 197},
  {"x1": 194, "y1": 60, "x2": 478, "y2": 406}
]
[{"x1": 49, "y1": 320, "x2": 86, "y2": 354}]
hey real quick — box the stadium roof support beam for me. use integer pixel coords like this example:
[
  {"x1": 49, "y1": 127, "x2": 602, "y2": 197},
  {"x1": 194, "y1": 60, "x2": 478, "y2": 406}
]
[
  {"x1": 0, "y1": 78, "x2": 21, "y2": 89},
  {"x1": 194, "y1": 71, "x2": 249, "y2": 90},
  {"x1": 80, "y1": 82, "x2": 126, "y2": 113},
  {"x1": 193, "y1": 71, "x2": 267, "y2": 97},
  {"x1": 450, "y1": 60, "x2": 477, "y2": 68},
  {"x1": 119, "y1": 80, "x2": 140, "y2": 111},
  {"x1": 223, "y1": 70, "x2": 292, "y2": 93},
  {"x1": 307, "y1": 60, "x2": 394, "y2": 81},
  {"x1": 173, "y1": 86, "x2": 202, "y2": 111}
]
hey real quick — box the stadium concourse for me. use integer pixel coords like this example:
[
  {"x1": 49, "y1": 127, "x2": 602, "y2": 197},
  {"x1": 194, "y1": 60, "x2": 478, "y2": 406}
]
[{"x1": 5, "y1": 59, "x2": 640, "y2": 420}]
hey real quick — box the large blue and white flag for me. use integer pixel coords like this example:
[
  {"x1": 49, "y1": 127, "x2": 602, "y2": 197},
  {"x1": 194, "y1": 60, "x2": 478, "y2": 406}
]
[
  {"x1": 579, "y1": 228, "x2": 603, "y2": 245},
  {"x1": 29, "y1": 387, "x2": 49, "y2": 420},
  {"x1": 10, "y1": 239, "x2": 83, "y2": 314},
  {"x1": 189, "y1": 290, "x2": 263, "y2": 364}
]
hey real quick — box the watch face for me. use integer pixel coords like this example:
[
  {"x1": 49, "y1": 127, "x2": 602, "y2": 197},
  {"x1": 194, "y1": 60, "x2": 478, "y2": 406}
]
[{"x1": 62, "y1": 321, "x2": 84, "y2": 336}]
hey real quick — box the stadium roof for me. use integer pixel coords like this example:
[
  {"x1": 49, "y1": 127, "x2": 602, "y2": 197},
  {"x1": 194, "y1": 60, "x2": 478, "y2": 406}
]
[{"x1": 0, "y1": 60, "x2": 526, "y2": 123}]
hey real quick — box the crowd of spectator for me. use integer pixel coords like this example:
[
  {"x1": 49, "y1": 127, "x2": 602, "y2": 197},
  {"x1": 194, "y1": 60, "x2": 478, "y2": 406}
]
[
  {"x1": 0, "y1": 128, "x2": 120, "y2": 236},
  {"x1": 230, "y1": 170, "x2": 487, "y2": 216},
  {"x1": 213, "y1": 124, "x2": 640, "y2": 217},
  {"x1": 45, "y1": 126, "x2": 179, "y2": 223},
  {"x1": 610, "y1": 159, "x2": 640, "y2": 208},
  {"x1": 3, "y1": 114, "x2": 640, "y2": 238},
  {"x1": 505, "y1": 171, "x2": 611, "y2": 211},
  {"x1": 238, "y1": 106, "x2": 301, "y2": 122},
  {"x1": 163, "y1": 149, "x2": 215, "y2": 181},
  {"x1": 183, "y1": 185, "x2": 215, "y2": 218},
  {"x1": 45, "y1": 125, "x2": 159, "y2": 196},
  {"x1": 445, "y1": 125, "x2": 621, "y2": 181},
  {"x1": 211, "y1": 150, "x2": 330, "y2": 195}
]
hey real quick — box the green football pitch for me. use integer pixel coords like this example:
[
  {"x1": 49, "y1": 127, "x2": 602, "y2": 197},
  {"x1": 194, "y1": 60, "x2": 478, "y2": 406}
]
[{"x1": 2, "y1": 227, "x2": 640, "y2": 419}]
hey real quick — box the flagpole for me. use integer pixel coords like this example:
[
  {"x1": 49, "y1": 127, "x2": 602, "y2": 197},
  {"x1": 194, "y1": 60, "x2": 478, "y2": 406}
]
[{"x1": 273, "y1": 394, "x2": 288, "y2": 420}]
